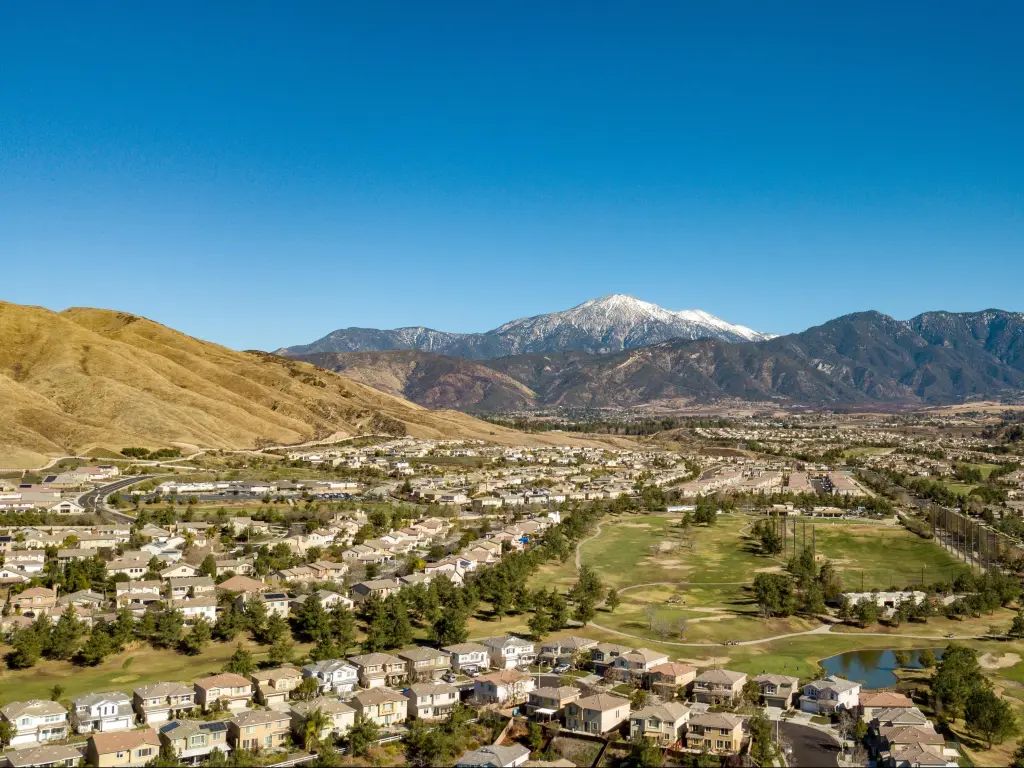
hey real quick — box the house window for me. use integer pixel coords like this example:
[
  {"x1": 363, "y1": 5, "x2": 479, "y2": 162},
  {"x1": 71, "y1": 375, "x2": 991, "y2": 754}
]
[{"x1": 137, "y1": 748, "x2": 153, "y2": 757}]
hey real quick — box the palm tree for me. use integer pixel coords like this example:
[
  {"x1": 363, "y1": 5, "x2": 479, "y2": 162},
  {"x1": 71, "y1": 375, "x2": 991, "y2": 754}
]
[{"x1": 303, "y1": 708, "x2": 331, "y2": 751}]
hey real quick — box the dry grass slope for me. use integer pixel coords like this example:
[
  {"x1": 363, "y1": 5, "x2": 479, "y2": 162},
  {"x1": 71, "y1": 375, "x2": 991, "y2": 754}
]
[{"x1": 0, "y1": 301, "x2": 600, "y2": 468}]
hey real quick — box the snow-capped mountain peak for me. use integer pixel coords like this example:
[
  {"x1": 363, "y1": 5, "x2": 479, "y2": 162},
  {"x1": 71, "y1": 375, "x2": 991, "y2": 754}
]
[{"x1": 278, "y1": 294, "x2": 773, "y2": 358}]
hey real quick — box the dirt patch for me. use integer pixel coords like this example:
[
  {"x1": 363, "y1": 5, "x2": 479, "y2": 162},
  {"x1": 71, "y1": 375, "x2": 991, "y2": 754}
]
[
  {"x1": 755, "y1": 565, "x2": 784, "y2": 573},
  {"x1": 980, "y1": 652, "x2": 1021, "y2": 670}
]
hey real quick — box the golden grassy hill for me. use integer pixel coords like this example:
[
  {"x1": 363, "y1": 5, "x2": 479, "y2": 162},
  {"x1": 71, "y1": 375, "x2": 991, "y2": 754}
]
[{"x1": 0, "y1": 301, "x2": 600, "y2": 469}]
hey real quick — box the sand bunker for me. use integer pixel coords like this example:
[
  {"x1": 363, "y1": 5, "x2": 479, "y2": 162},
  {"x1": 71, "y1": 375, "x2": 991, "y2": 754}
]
[{"x1": 979, "y1": 652, "x2": 1021, "y2": 670}]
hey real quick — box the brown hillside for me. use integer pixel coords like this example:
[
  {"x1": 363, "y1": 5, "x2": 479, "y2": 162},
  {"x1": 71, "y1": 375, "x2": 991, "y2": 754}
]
[{"x1": 0, "y1": 302, "x2": 592, "y2": 468}]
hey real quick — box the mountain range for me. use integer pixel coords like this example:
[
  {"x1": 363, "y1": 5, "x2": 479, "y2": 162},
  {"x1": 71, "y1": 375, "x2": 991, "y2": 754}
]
[
  {"x1": 0, "y1": 301, "x2": 595, "y2": 469},
  {"x1": 296, "y1": 309, "x2": 1024, "y2": 411},
  {"x1": 277, "y1": 295, "x2": 774, "y2": 359}
]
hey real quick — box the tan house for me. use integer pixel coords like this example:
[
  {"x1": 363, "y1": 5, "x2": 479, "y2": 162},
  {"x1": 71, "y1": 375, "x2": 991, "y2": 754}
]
[
  {"x1": 692, "y1": 668, "x2": 747, "y2": 705},
  {"x1": 193, "y1": 673, "x2": 253, "y2": 712},
  {"x1": 611, "y1": 648, "x2": 669, "y2": 680},
  {"x1": 157, "y1": 719, "x2": 232, "y2": 763},
  {"x1": 229, "y1": 709, "x2": 291, "y2": 752},
  {"x1": 289, "y1": 698, "x2": 355, "y2": 742},
  {"x1": 647, "y1": 662, "x2": 697, "y2": 697},
  {"x1": 861, "y1": 691, "x2": 914, "y2": 722},
  {"x1": 132, "y1": 682, "x2": 196, "y2": 725},
  {"x1": 397, "y1": 646, "x2": 452, "y2": 681},
  {"x1": 347, "y1": 653, "x2": 407, "y2": 688},
  {"x1": 404, "y1": 682, "x2": 459, "y2": 720},
  {"x1": 564, "y1": 693, "x2": 630, "y2": 735},
  {"x1": 350, "y1": 687, "x2": 408, "y2": 727},
  {"x1": 685, "y1": 712, "x2": 744, "y2": 754},
  {"x1": 251, "y1": 666, "x2": 302, "y2": 706},
  {"x1": 527, "y1": 686, "x2": 581, "y2": 721},
  {"x1": 86, "y1": 728, "x2": 161, "y2": 767},
  {"x1": 630, "y1": 702, "x2": 691, "y2": 745},
  {"x1": 11, "y1": 587, "x2": 57, "y2": 616}
]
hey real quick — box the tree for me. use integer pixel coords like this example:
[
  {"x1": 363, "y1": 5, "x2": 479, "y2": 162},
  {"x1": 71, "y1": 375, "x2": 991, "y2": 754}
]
[
  {"x1": 0, "y1": 721, "x2": 11, "y2": 749},
  {"x1": 919, "y1": 648, "x2": 936, "y2": 669},
  {"x1": 528, "y1": 607, "x2": 551, "y2": 640},
  {"x1": 1011, "y1": 612, "x2": 1024, "y2": 639},
  {"x1": 526, "y1": 721, "x2": 544, "y2": 752},
  {"x1": 76, "y1": 628, "x2": 115, "y2": 666},
  {"x1": 630, "y1": 688, "x2": 651, "y2": 710},
  {"x1": 966, "y1": 688, "x2": 1019, "y2": 749},
  {"x1": 573, "y1": 596, "x2": 596, "y2": 626},
  {"x1": 224, "y1": 644, "x2": 255, "y2": 677},
  {"x1": 259, "y1": 614, "x2": 289, "y2": 646},
  {"x1": 50, "y1": 684, "x2": 65, "y2": 701},
  {"x1": 403, "y1": 717, "x2": 455, "y2": 767},
  {"x1": 7, "y1": 626, "x2": 43, "y2": 669},
  {"x1": 293, "y1": 676, "x2": 320, "y2": 702},
  {"x1": 753, "y1": 573, "x2": 795, "y2": 618},
  {"x1": 345, "y1": 714, "x2": 381, "y2": 758},
  {"x1": 854, "y1": 597, "x2": 879, "y2": 628},
  {"x1": 1011, "y1": 738, "x2": 1024, "y2": 768},
  {"x1": 302, "y1": 707, "x2": 331, "y2": 751},
  {"x1": 152, "y1": 610, "x2": 184, "y2": 649},
  {"x1": 605, "y1": 587, "x2": 620, "y2": 612},
  {"x1": 295, "y1": 596, "x2": 332, "y2": 643},
  {"x1": 747, "y1": 710, "x2": 775, "y2": 766},
  {"x1": 933, "y1": 644, "x2": 986, "y2": 720},
  {"x1": 268, "y1": 636, "x2": 294, "y2": 666},
  {"x1": 741, "y1": 677, "x2": 762, "y2": 708},
  {"x1": 46, "y1": 609, "x2": 84, "y2": 660},
  {"x1": 628, "y1": 733, "x2": 663, "y2": 768},
  {"x1": 752, "y1": 519, "x2": 783, "y2": 556},
  {"x1": 179, "y1": 620, "x2": 211, "y2": 656},
  {"x1": 431, "y1": 605, "x2": 468, "y2": 646},
  {"x1": 330, "y1": 604, "x2": 357, "y2": 654},
  {"x1": 199, "y1": 554, "x2": 218, "y2": 579},
  {"x1": 893, "y1": 650, "x2": 911, "y2": 667}
]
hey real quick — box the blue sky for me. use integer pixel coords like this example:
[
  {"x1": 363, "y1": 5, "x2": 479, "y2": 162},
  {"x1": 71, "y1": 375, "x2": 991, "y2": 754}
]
[{"x1": 2, "y1": 1, "x2": 1022, "y2": 350}]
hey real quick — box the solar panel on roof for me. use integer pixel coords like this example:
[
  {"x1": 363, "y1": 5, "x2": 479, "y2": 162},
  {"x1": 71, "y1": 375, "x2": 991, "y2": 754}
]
[
  {"x1": 161, "y1": 722, "x2": 180, "y2": 733},
  {"x1": 205, "y1": 721, "x2": 228, "y2": 732}
]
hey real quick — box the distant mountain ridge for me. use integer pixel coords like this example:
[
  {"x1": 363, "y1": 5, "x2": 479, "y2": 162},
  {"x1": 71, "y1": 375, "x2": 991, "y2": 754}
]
[
  {"x1": 296, "y1": 309, "x2": 1024, "y2": 411},
  {"x1": 277, "y1": 294, "x2": 774, "y2": 359}
]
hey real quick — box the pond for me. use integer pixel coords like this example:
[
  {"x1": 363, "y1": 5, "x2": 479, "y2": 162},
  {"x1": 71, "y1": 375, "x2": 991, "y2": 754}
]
[{"x1": 820, "y1": 648, "x2": 943, "y2": 689}]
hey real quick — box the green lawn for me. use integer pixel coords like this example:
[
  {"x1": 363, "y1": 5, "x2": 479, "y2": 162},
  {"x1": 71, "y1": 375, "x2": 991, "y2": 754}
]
[
  {"x1": 942, "y1": 482, "x2": 978, "y2": 497},
  {"x1": 810, "y1": 523, "x2": 968, "y2": 590},
  {"x1": 0, "y1": 638, "x2": 298, "y2": 703}
]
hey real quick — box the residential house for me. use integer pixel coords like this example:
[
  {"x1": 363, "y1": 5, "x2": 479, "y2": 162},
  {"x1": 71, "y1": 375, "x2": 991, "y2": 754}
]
[
  {"x1": 398, "y1": 646, "x2": 452, "y2": 682},
  {"x1": 755, "y1": 674, "x2": 801, "y2": 709},
  {"x1": 86, "y1": 728, "x2": 160, "y2": 767},
  {"x1": 1, "y1": 744, "x2": 82, "y2": 768},
  {"x1": 307, "y1": 560, "x2": 348, "y2": 584},
  {"x1": 404, "y1": 682, "x2": 459, "y2": 720},
  {"x1": 800, "y1": 675, "x2": 861, "y2": 714},
  {"x1": 455, "y1": 743, "x2": 530, "y2": 768},
  {"x1": 115, "y1": 581, "x2": 162, "y2": 607},
  {"x1": 228, "y1": 709, "x2": 291, "y2": 752},
  {"x1": 685, "y1": 712, "x2": 745, "y2": 754},
  {"x1": 166, "y1": 577, "x2": 216, "y2": 600},
  {"x1": 349, "y1": 687, "x2": 408, "y2": 727},
  {"x1": 347, "y1": 653, "x2": 407, "y2": 688},
  {"x1": 647, "y1": 662, "x2": 697, "y2": 698},
  {"x1": 611, "y1": 648, "x2": 669, "y2": 680},
  {"x1": 159, "y1": 562, "x2": 198, "y2": 579},
  {"x1": 860, "y1": 691, "x2": 915, "y2": 722},
  {"x1": 537, "y1": 636, "x2": 597, "y2": 666},
  {"x1": 590, "y1": 643, "x2": 632, "y2": 671},
  {"x1": 692, "y1": 669, "x2": 748, "y2": 705},
  {"x1": 0, "y1": 566, "x2": 31, "y2": 584},
  {"x1": 11, "y1": 587, "x2": 57, "y2": 617},
  {"x1": 630, "y1": 702, "x2": 691, "y2": 745},
  {"x1": 216, "y1": 575, "x2": 267, "y2": 596},
  {"x1": 158, "y1": 719, "x2": 232, "y2": 763},
  {"x1": 0, "y1": 700, "x2": 69, "y2": 746},
  {"x1": 564, "y1": 693, "x2": 630, "y2": 735},
  {"x1": 71, "y1": 691, "x2": 133, "y2": 734},
  {"x1": 443, "y1": 642, "x2": 490, "y2": 674},
  {"x1": 526, "y1": 686, "x2": 581, "y2": 721},
  {"x1": 481, "y1": 636, "x2": 535, "y2": 670},
  {"x1": 235, "y1": 591, "x2": 290, "y2": 619},
  {"x1": 132, "y1": 682, "x2": 196, "y2": 725},
  {"x1": 349, "y1": 578, "x2": 401, "y2": 603},
  {"x1": 172, "y1": 596, "x2": 218, "y2": 623},
  {"x1": 301, "y1": 660, "x2": 359, "y2": 694},
  {"x1": 474, "y1": 670, "x2": 535, "y2": 705},
  {"x1": 289, "y1": 698, "x2": 355, "y2": 742},
  {"x1": 251, "y1": 666, "x2": 302, "y2": 706},
  {"x1": 193, "y1": 673, "x2": 253, "y2": 713}
]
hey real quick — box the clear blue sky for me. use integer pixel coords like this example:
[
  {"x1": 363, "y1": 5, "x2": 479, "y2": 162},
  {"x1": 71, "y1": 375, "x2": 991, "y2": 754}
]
[{"x1": 2, "y1": 2, "x2": 1022, "y2": 350}]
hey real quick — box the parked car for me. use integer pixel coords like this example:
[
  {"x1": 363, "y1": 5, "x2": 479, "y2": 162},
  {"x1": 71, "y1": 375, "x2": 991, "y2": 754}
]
[
  {"x1": 552, "y1": 664, "x2": 570, "y2": 674},
  {"x1": 442, "y1": 673, "x2": 457, "y2": 683}
]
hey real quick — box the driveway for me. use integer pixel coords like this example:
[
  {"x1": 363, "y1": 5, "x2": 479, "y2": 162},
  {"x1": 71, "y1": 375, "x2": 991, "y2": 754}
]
[{"x1": 778, "y1": 721, "x2": 841, "y2": 768}]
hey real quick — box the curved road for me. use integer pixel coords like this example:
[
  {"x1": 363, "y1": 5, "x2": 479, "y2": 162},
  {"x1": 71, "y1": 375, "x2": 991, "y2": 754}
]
[
  {"x1": 78, "y1": 475, "x2": 154, "y2": 521},
  {"x1": 779, "y1": 722, "x2": 841, "y2": 768}
]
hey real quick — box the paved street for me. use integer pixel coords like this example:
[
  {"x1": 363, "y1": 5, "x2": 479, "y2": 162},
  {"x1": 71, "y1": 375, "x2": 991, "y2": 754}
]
[{"x1": 779, "y1": 721, "x2": 841, "y2": 768}]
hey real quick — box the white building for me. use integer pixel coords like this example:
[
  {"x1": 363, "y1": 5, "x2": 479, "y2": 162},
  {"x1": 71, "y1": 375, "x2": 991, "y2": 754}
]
[
  {"x1": 800, "y1": 675, "x2": 861, "y2": 714},
  {"x1": 71, "y1": 691, "x2": 133, "y2": 734}
]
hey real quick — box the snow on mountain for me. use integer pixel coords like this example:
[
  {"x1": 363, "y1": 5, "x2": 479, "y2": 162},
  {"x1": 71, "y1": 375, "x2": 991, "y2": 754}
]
[{"x1": 277, "y1": 294, "x2": 773, "y2": 358}]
